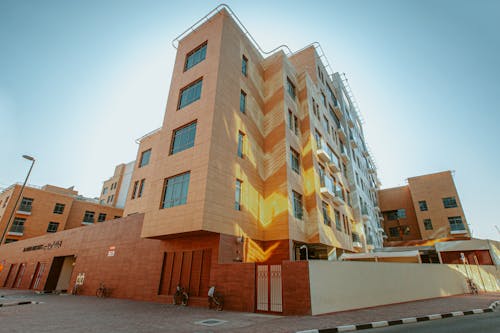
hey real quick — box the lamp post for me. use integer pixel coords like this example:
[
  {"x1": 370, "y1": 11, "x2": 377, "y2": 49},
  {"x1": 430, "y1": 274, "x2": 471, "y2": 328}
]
[{"x1": 0, "y1": 155, "x2": 36, "y2": 245}]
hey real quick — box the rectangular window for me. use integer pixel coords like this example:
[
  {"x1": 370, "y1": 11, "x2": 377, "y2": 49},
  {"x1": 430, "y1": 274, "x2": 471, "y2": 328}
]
[
  {"x1": 323, "y1": 116, "x2": 330, "y2": 135},
  {"x1": 288, "y1": 110, "x2": 294, "y2": 131},
  {"x1": 290, "y1": 148, "x2": 300, "y2": 174},
  {"x1": 47, "y1": 222, "x2": 59, "y2": 233},
  {"x1": 321, "y1": 92, "x2": 327, "y2": 106},
  {"x1": 98, "y1": 213, "x2": 107, "y2": 222},
  {"x1": 242, "y1": 55, "x2": 248, "y2": 76},
  {"x1": 138, "y1": 179, "x2": 145, "y2": 198},
  {"x1": 53, "y1": 203, "x2": 65, "y2": 214},
  {"x1": 178, "y1": 78, "x2": 202, "y2": 109},
  {"x1": 83, "y1": 211, "x2": 95, "y2": 223},
  {"x1": 286, "y1": 77, "x2": 296, "y2": 99},
  {"x1": 171, "y1": 121, "x2": 197, "y2": 155},
  {"x1": 418, "y1": 200, "x2": 428, "y2": 211},
  {"x1": 184, "y1": 41, "x2": 207, "y2": 71},
  {"x1": 5, "y1": 238, "x2": 17, "y2": 243},
  {"x1": 397, "y1": 209, "x2": 407, "y2": 218},
  {"x1": 19, "y1": 197, "x2": 33, "y2": 212},
  {"x1": 131, "y1": 181, "x2": 139, "y2": 199},
  {"x1": 102, "y1": 187, "x2": 108, "y2": 195},
  {"x1": 443, "y1": 197, "x2": 458, "y2": 208},
  {"x1": 292, "y1": 191, "x2": 303, "y2": 220},
  {"x1": 293, "y1": 115, "x2": 299, "y2": 135},
  {"x1": 448, "y1": 216, "x2": 465, "y2": 231},
  {"x1": 161, "y1": 172, "x2": 190, "y2": 209},
  {"x1": 235, "y1": 179, "x2": 242, "y2": 211},
  {"x1": 240, "y1": 90, "x2": 246, "y2": 113},
  {"x1": 423, "y1": 218, "x2": 433, "y2": 230},
  {"x1": 322, "y1": 201, "x2": 331, "y2": 226},
  {"x1": 386, "y1": 210, "x2": 399, "y2": 220},
  {"x1": 389, "y1": 227, "x2": 399, "y2": 237},
  {"x1": 334, "y1": 209, "x2": 342, "y2": 231},
  {"x1": 10, "y1": 217, "x2": 26, "y2": 234},
  {"x1": 237, "y1": 131, "x2": 245, "y2": 158},
  {"x1": 3, "y1": 196, "x2": 9, "y2": 208},
  {"x1": 139, "y1": 149, "x2": 151, "y2": 168}
]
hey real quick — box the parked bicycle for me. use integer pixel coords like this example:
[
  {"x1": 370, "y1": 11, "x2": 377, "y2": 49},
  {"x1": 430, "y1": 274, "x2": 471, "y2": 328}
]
[
  {"x1": 173, "y1": 285, "x2": 189, "y2": 306},
  {"x1": 208, "y1": 286, "x2": 224, "y2": 311},
  {"x1": 466, "y1": 278, "x2": 478, "y2": 295},
  {"x1": 96, "y1": 282, "x2": 111, "y2": 298}
]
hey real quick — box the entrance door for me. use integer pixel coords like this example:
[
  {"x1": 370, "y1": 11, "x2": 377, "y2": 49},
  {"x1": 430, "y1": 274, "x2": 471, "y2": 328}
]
[
  {"x1": 256, "y1": 264, "x2": 282, "y2": 313},
  {"x1": 2, "y1": 264, "x2": 16, "y2": 287},
  {"x1": 44, "y1": 256, "x2": 75, "y2": 292},
  {"x1": 13, "y1": 263, "x2": 26, "y2": 288},
  {"x1": 29, "y1": 262, "x2": 46, "y2": 290}
]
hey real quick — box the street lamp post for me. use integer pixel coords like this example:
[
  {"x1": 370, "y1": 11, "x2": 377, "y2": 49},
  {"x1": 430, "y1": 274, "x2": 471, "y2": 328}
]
[{"x1": 0, "y1": 155, "x2": 36, "y2": 245}]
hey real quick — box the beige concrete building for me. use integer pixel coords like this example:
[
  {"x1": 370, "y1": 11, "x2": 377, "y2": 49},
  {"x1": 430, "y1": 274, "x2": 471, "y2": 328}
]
[
  {"x1": 122, "y1": 7, "x2": 382, "y2": 262},
  {"x1": 379, "y1": 171, "x2": 470, "y2": 246},
  {"x1": 99, "y1": 161, "x2": 135, "y2": 208},
  {"x1": 0, "y1": 183, "x2": 123, "y2": 244}
]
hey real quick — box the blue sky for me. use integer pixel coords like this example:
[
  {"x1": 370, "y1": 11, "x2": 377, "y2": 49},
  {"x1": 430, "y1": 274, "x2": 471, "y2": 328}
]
[{"x1": 1, "y1": 0, "x2": 498, "y2": 241}]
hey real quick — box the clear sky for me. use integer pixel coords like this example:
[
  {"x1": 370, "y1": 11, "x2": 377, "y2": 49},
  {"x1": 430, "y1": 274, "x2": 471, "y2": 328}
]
[{"x1": 1, "y1": 0, "x2": 499, "y2": 241}]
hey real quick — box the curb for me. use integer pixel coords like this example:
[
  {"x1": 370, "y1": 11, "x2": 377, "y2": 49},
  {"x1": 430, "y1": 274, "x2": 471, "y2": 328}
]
[
  {"x1": 0, "y1": 301, "x2": 40, "y2": 308},
  {"x1": 297, "y1": 300, "x2": 499, "y2": 333}
]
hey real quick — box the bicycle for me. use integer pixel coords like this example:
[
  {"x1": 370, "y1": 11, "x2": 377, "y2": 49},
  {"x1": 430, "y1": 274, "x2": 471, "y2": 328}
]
[
  {"x1": 96, "y1": 282, "x2": 111, "y2": 298},
  {"x1": 208, "y1": 286, "x2": 224, "y2": 311},
  {"x1": 466, "y1": 278, "x2": 478, "y2": 295},
  {"x1": 173, "y1": 285, "x2": 189, "y2": 306},
  {"x1": 71, "y1": 283, "x2": 83, "y2": 295}
]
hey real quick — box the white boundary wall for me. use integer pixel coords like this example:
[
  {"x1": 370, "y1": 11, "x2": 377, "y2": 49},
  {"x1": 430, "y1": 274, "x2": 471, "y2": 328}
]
[{"x1": 308, "y1": 261, "x2": 500, "y2": 315}]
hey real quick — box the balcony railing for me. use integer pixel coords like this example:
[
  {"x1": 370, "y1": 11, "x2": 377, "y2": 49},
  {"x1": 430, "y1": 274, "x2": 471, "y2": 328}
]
[
  {"x1": 328, "y1": 152, "x2": 341, "y2": 173},
  {"x1": 316, "y1": 139, "x2": 332, "y2": 163},
  {"x1": 320, "y1": 176, "x2": 335, "y2": 200},
  {"x1": 450, "y1": 223, "x2": 467, "y2": 234}
]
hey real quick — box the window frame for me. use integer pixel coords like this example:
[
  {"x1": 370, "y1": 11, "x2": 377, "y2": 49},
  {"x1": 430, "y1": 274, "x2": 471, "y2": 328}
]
[
  {"x1": 53, "y1": 203, "x2": 65, "y2": 214},
  {"x1": 177, "y1": 78, "x2": 203, "y2": 110},
  {"x1": 184, "y1": 41, "x2": 207, "y2": 71},
  {"x1": 160, "y1": 172, "x2": 191, "y2": 209},
  {"x1": 237, "y1": 131, "x2": 245, "y2": 158},
  {"x1": 241, "y1": 55, "x2": 248, "y2": 76},
  {"x1": 292, "y1": 190, "x2": 303, "y2": 220},
  {"x1": 235, "y1": 179, "x2": 242, "y2": 211},
  {"x1": 240, "y1": 90, "x2": 247, "y2": 113},
  {"x1": 139, "y1": 149, "x2": 151, "y2": 168},
  {"x1": 47, "y1": 222, "x2": 59, "y2": 233},
  {"x1": 442, "y1": 197, "x2": 458, "y2": 208},
  {"x1": 170, "y1": 121, "x2": 197, "y2": 155},
  {"x1": 290, "y1": 148, "x2": 300, "y2": 174}
]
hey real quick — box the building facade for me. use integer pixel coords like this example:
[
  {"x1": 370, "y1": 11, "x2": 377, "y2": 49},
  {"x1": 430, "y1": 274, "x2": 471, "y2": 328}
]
[
  {"x1": 99, "y1": 161, "x2": 135, "y2": 208},
  {"x1": 0, "y1": 184, "x2": 123, "y2": 244},
  {"x1": 379, "y1": 171, "x2": 470, "y2": 246},
  {"x1": 120, "y1": 7, "x2": 383, "y2": 261}
]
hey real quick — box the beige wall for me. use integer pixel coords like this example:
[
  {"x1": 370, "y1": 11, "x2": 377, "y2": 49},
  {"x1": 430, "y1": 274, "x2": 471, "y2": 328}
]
[
  {"x1": 308, "y1": 261, "x2": 500, "y2": 315},
  {"x1": 55, "y1": 256, "x2": 76, "y2": 291}
]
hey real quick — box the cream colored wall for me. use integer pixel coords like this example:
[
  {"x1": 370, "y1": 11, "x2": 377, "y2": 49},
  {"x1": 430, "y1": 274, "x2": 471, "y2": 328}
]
[
  {"x1": 55, "y1": 256, "x2": 76, "y2": 291},
  {"x1": 308, "y1": 261, "x2": 500, "y2": 315}
]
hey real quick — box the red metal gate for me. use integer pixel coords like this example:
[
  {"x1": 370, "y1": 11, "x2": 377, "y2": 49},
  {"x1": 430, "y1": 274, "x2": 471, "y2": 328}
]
[{"x1": 256, "y1": 264, "x2": 282, "y2": 313}]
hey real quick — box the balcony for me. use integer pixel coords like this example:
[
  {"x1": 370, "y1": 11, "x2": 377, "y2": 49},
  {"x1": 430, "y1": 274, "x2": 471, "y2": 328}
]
[
  {"x1": 352, "y1": 233, "x2": 362, "y2": 248},
  {"x1": 350, "y1": 139, "x2": 358, "y2": 149},
  {"x1": 337, "y1": 126, "x2": 347, "y2": 141},
  {"x1": 316, "y1": 139, "x2": 331, "y2": 163},
  {"x1": 340, "y1": 146, "x2": 349, "y2": 163},
  {"x1": 368, "y1": 167, "x2": 376, "y2": 174},
  {"x1": 320, "y1": 176, "x2": 335, "y2": 200},
  {"x1": 377, "y1": 227, "x2": 385, "y2": 233},
  {"x1": 361, "y1": 207, "x2": 370, "y2": 221},
  {"x1": 362, "y1": 150, "x2": 370, "y2": 157},
  {"x1": 8, "y1": 225, "x2": 24, "y2": 236},
  {"x1": 450, "y1": 224, "x2": 467, "y2": 235},
  {"x1": 328, "y1": 153, "x2": 341, "y2": 173},
  {"x1": 17, "y1": 205, "x2": 32, "y2": 215},
  {"x1": 347, "y1": 115, "x2": 355, "y2": 128},
  {"x1": 332, "y1": 187, "x2": 344, "y2": 205}
]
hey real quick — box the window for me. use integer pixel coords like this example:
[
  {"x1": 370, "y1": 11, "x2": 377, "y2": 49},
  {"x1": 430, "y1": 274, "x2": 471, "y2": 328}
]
[
  {"x1": 418, "y1": 200, "x2": 428, "y2": 211},
  {"x1": 286, "y1": 77, "x2": 296, "y2": 99},
  {"x1": 102, "y1": 187, "x2": 108, "y2": 195},
  {"x1": 161, "y1": 172, "x2": 190, "y2": 209},
  {"x1": 321, "y1": 92, "x2": 326, "y2": 106},
  {"x1": 47, "y1": 222, "x2": 59, "y2": 233},
  {"x1": 334, "y1": 209, "x2": 342, "y2": 231},
  {"x1": 3, "y1": 196, "x2": 9, "y2": 207},
  {"x1": 178, "y1": 78, "x2": 202, "y2": 109},
  {"x1": 448, "y1": 216, "x2": 465, "y2": 231},
  {"x1": 139, "y1": 149, "x2": 151, "y2": 168},
  {"x1": 389, "y1": 227, "x2": 399, "y2": 237},
  {"x1": 397, "y1": 209, "x2": 406, "y2": 218},
  {"x1": 292, "y1": 191, "x2": 303, "y2": 220},
  {"x1": 237, "y1": 131, "x2": 245, "y2": 158},
  {"x1": 290, "y1": 148, "x2": 300, "y2": 174},
  {"x1": 170, "y1": 121, "x2": 197, "y2": 155},
  {"x1": 131, "y1": 181, "x2": 139, "y2": 199},
  {"x1": 323, "y1": 116, "x2": 330, "y2": 135},
  {"x1": 386, "y1": 210, "x2": 398, "y2": 220},
  {"x1": 97, "y1": 213, "x2": 106, "y2": 222},
  {"x1": 423, "y1": 219, "x2": 433, "y2": 230},
  {"x1": 10, "y1": 217, "x2": 25, "y2": 234},
  {"x1": 235, "y1": 179, "x2": 242, "y2": 211},
  {"x1": 443, "y1": 197, "x2": 458, "y2": 208},
  {"x1": 53, "y1": 203, "x2": 65, "y2": 214},
  {"x1": 242, "y1": 55, "x2": 248, "y2": 76},
  {"x1": 322, "y1": 201, "x2": 331, "y2": 226},
  {"x1": 288, "y1": 110, "x2": 294, "y2": 132},
  {"x1": 5, "y1": 239, "x2": 17, "y2": 244},
  {"x1": 138, "y1": 179, "x2": 145, "y2": 198},
  {"x1": 83, "y1": 211, "x2": 95, "y2": 223},
  {"x1": 240, "y1": 90, "x2": 246, "y2": 113},
  {"x1": 184, "y1": 41, "x2": 207, "y2": 71},
  {"x1": 293, "y1": 115, "x2": 299, "y2": 135},
  {"x1": 312, "y1": 98, "x2": 319, "y2": 119},
  {"x1": 19, "y1": 197, "x2": 33, "y2": 212}
]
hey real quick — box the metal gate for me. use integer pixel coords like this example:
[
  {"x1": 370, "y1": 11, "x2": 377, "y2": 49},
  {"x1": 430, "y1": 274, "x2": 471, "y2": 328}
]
[{"x1": 256, "y1": 264, "x2": 282, "y2": 313}]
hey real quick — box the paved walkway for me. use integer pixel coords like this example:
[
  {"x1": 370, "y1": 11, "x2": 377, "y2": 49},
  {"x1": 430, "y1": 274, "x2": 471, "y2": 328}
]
[{"x1": 0, "y1": 289, "x2": 498, "y2": 333}]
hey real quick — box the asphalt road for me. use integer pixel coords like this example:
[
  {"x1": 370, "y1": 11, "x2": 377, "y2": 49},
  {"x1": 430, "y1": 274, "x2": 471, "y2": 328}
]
[{"x1": 368, "y1": 311, "x2": 500, "y2": 332}]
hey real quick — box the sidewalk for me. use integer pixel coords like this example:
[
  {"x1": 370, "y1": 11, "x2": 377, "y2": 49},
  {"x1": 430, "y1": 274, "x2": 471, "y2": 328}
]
[{"x1": 0, "y1": 289, "x2": 498, "y2": 333}]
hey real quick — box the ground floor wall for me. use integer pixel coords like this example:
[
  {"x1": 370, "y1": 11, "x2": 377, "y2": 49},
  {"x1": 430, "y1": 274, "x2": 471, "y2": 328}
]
[
  {"x1": 0, "y1": 214, "x2": 310, "y2": 315},
  {"x1": 308, "y1": 261, "x2": 500, "y2": 315}
]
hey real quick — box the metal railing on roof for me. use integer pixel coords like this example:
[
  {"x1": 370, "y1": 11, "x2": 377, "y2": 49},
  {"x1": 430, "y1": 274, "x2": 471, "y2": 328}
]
[
  {"x1": 172, "y1": 4, "x2": 292, "y2": 56},
  {"x1": 135, "y1": 127, "x2": 162, "y2": 144}
]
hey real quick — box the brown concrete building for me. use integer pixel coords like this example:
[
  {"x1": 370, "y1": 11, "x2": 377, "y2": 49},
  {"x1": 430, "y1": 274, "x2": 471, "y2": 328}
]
[
  {"x1": 0, "y1": 183, "x2": 123, "y2": 244},
  {"x1": 379, "y1": 171, "x2": 470, "y2": 246},
  {"x1": 99, "y1": 161, "x2": 135, "y2": 208}
]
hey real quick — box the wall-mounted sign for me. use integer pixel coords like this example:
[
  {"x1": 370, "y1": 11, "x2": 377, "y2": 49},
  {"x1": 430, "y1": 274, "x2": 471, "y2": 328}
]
[
  {"x1": 23, "y1": 240, "x2": 63, "y2": 252},
  {"x1": 107, "y1": 245, "x2": 116, "y2": 257}
]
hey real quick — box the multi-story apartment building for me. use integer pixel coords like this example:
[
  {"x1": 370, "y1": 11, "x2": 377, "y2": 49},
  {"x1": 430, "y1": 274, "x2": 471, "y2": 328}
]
[
  {"x1": 0, "y1": 183, "x2": 123, "y2": 244},
  {"x1": 121, "y1": 7, "x2": 383, "y2": 262},
  {"x1": 99, "y1": 161, "x2": 135, "y2": 208},
  {"x1": 379, "y1": 171, "x2": 470, "y2": 246}
]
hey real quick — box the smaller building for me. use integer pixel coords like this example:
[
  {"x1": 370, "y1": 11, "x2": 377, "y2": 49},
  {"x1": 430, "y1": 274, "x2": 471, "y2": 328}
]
[
  {"x1": 0, "y1": 183, "x2": 124, "y2": 244},
  {"x1": 378, "y1": 171, "x2": 470, "y2": 246},
  {"x1": 99, "y1": 161, "x2": 135, "y2": 208}
]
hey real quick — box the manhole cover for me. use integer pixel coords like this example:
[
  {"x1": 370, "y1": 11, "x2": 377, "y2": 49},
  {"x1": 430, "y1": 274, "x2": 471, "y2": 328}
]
[{"x1": 195, "y1": 319, "x2": 228, "y2": 327}]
